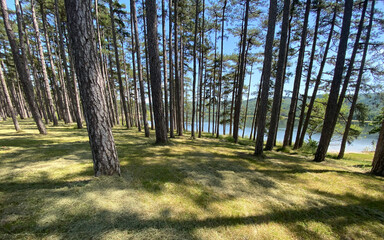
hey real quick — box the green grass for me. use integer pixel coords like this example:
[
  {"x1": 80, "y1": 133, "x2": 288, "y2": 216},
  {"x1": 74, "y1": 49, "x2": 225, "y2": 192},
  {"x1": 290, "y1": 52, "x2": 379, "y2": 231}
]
[{"x1": 0, "y1": 119, "x2": 383, "y2": 239}]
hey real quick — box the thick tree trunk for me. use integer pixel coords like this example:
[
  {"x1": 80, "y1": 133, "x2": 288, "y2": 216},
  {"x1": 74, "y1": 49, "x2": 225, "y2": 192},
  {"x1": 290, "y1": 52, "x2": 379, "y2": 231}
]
[
  {"x1": 338, "y1": 0, "x2": 373, "y2": 159},
  {"x1": 65, "y1": 0, "x2": 120, "y2": 176},
  {"x1": 314, "y1": 0, "x2": 353, "y2": 162},
  {"x1": 146, "y1": 0, "x2": 168, "y2": 144},
  {"x1": 131, "y1": 0, "x2": 150, "y2": 137},
  {"x1": 233, "y1": 0, "x2": 250, "y2": 143},
  {"x1": 371, "y1": 118, "x2": 384, "y2": 176},
  {"x1": 1, "y1": 0, "x2": 46, "y2": 134},
  {"x1": 0, "y1": 61, "x2": 20, "y2": 131}
]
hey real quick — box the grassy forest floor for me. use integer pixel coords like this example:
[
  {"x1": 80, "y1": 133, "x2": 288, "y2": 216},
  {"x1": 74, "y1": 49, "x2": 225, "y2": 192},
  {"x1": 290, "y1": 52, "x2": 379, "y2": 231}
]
[{"x1": 0, "y1": 119, "x2": 383, "y2": 240}]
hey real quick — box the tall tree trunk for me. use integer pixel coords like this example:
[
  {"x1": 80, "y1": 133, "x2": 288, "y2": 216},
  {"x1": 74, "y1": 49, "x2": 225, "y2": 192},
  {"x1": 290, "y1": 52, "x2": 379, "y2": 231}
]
[
  {"x1": 174, "y1": 0, "x2": 183, "y2": 136},
  {"x1": 169, "y1": 0, "x2": 175, "y2": 138},
  {"x1": 142, "y1": 4, "x2": 154, "y2": 130},
  {"x1": 233, "y1": 0, "x2": 250, "y2": 143},
  {"x1": 109, "y1": 0, "x2": 130, "y2": 128},
  {"x1": 131, "y1": 0, "x2": 150, "y2": 137},
  {"x1": 191, "y1": 0, "x2": 199, "y2": 138},
  {"x1": 55, "y1": 0, "x2": 73, "y2": 124},
  {"x1": 265, "y1": 0, "x2": 290, "y2": 150},
  {"x1": 338, "y1": 0, "x2": 373, "y2": 159},
  {"x1": 298, "y1": 1, "x2": 337, "y2": 148},
  {"x1": 293, "y1": 3, "x2": 321, "y2": 149},
  {"x1": 314, "y1": 0, "x2": 353, "y2": 162},
  {"x1": 65, "y1": 0, "x2": 120, "y2": 176},
  {"x1": 1, "y1": 0, "x2": 46, "y2": 134},
  {"x1": 283, "y1": 0, "x2": 311, "y2": 147},
  {"x1": 130, "y1": 15, "x2": 141, "y2": 131},
  {"x1": 255, "y1": 0, "x2": 277, "y2": 156},
  {"x1": 216, "y1": 0, "x2": 227, "y2": 138},
  {"x1": 162, "y1": 0, "x2": 169, "y2": 132},
  {"x1": 146, "y1": 0, "x2": 168, "y2": 144},
  {"x1": 0, "y1": 61, "x2": 20, "y2": 131},
  {"x1": 31, "y1": 0, "x2": 58, "y2": 126}
]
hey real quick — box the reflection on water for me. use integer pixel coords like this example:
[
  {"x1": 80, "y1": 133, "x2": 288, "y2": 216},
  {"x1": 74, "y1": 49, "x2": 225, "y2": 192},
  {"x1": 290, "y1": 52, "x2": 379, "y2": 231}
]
[{"x1": 184, "y1": 119, "x2": 379, "y2": 153}]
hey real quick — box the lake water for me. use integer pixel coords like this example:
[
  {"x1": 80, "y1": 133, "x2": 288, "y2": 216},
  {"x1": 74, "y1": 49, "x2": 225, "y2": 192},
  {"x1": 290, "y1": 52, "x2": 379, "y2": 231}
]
[{"x1": 183, "y1": 120, "x2": 379, "y2": 153}]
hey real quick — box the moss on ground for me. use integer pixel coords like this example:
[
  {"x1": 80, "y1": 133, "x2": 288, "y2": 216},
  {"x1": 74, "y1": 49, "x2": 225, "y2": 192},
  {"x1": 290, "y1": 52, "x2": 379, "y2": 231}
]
[{"x1": 0, "y1": 119, "x2": 383, "y2": 239}]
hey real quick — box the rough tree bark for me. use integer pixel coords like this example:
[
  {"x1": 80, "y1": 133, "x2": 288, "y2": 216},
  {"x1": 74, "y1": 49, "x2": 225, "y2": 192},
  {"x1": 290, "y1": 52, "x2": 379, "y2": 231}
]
[
  {"x1": 146, "y1": 0, "x2": 168, "y2": 144},
  {"x1": 65, "y1": 0, "x2": 120, "y2": 176}
]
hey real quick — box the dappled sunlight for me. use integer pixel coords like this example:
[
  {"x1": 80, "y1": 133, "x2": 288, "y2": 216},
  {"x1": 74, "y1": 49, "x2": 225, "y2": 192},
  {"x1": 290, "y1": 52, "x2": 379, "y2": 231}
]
[{"x1": 1, "y1": 119, "x2": 384, "y2": 239}]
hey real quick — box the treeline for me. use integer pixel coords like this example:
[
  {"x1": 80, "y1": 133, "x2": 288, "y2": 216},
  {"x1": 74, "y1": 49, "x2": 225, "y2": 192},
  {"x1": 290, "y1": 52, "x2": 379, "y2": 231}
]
[{"x1": 0, "y1": 0, "x2": 383, "y2": 176}]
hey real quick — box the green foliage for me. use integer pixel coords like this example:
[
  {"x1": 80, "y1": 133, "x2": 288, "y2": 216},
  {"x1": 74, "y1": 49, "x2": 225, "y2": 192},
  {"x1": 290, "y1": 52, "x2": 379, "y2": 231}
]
[
  {"x1": 301, "y1": 139, "x2": 318, "y2": 154},
  {"x1": 369, "y1": 108, "x2": 384, "y2": 134}
]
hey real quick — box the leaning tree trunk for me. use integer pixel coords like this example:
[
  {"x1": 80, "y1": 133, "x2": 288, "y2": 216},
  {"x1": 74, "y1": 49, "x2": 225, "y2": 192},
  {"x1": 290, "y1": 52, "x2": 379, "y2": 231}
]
[
  {"x1": 254, "y1": 0, "x2": 277, "y2": 156},
  {"x1": 0, "y1": 61, "x2": 20, "y2": 131},
  {"x1": 298, "y1": 1, "x2": 337, "y2": 148},
  {"x1": 146, "y1": 0, "x2": 168, "y2": 144},
  {"x1": 65, "y1": 0, "x2": 120, "y2": 176},
  {"x1": 314, "y1": 0, "x2": 353, "y2": 162},
  {"x1": 371, "y1": 117, "x2": 384, "y2": 176},
  {"x1": 1, "y1": 0, "x2": 46, "y2": 134},
  {"x1": 338, "y1": 0, "x2": 373, "y2": 159},
  {"x1": 283, "y1": 0, "x2": 311, "y2": 147}
]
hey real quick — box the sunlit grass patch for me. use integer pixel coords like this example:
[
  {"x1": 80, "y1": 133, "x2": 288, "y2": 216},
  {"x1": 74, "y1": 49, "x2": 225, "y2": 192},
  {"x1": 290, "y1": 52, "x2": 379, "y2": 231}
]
[{"x1": 0, "y1": 118, "x2": 383, "y2": 239}]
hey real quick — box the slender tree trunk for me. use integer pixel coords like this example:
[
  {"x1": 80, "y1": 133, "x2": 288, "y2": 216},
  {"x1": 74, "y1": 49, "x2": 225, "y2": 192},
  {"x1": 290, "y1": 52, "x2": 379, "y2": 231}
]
[
  {"x1": 191, "y1": 0, "x2": 199, "y2": 138},
  {"x1": 131, "y1": 0, "x2": 150, "y2": 137},
  {"x1": 314, "y1": 0, "x2": 353, "y2": 162},
  {"x1": 162, "y1": 0, "x2": 169, "y2": 132},
  {"x1": 293, "y1": 4, "x2": 321, "y2": 149},
  {"x1": 169, "y1": 0, "x2": 175, "y2": 138},
  {"x1": 338, "y1": 0, "x2": 373, "y2": 159},
  {"x1": 255, "y1": 0, "x2": 277, "y2": 156},
  {"x1": 298, "y1": 1, "x2": 337, "y2": 148},
  {"x1": 265, "y1": 0, "x2": 290, "y2": 150},
  {"x1": 55, "y1": 0, "x2": 73, "y2": 124},
  {"x1": 142, "y1": 4, "x2": 154, "y2": 130},
  {"x1": 233, "y1": 0, "x2": 250, "y2": 143},
  {"x1": 216, "y1": 0, "x2": 227, "y2": 138},
  {"x1": 242, "y1": 64, "x2": 253, "y2": 138},
  {"x1": 283, "y1": 0, "x2": 311, "y2": 147},
  {"x1": 0, "y1": 61, "x2": 20, "y2": 131},
  {"x1": 31, "y1": 0, "x2": 58, "y2": 126},
  {"x1": 1, "y1": 0, "x2": 46, "y2": 134},
  {"x1": 146, "y1": 0, "x2": 168, "y2": 143},
  {"x1": 174, "y1": 0, "x2": 183, "y2": 136},
  {"x1": 130, "y1": 15, "x2": 141, "y2": 131},
  {"x1": 66, "y1": 0, "x2": 120, "y2": 176},
  {"x1": 109, "y1": 0, "x2": 130, "y2": 128}
]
